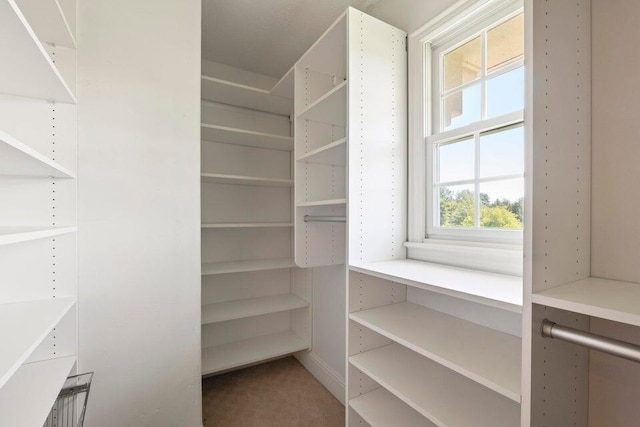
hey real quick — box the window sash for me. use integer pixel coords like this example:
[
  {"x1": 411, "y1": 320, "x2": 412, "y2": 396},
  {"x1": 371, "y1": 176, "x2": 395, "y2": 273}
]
[
  {"x1": 423, "y1": 2, "x2": 524, "y2": 244},
  {"x1": 426, "y1": 114, "x2": 524, "y2": 243},
  {"x1": 407, "y1": 0, "x2": 525, "y2": 251},
  {"x1": 431, "y1": 9, "x2": 524, "y2": 135}
]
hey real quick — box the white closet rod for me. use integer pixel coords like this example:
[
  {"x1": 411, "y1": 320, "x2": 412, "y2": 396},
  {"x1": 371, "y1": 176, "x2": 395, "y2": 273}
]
[
  {"x1": 542, "y1": 319, "x2": 640, "y2": 363},
  {"x1": 303, "y1": 215, "x2": 346, "y2": 223}
]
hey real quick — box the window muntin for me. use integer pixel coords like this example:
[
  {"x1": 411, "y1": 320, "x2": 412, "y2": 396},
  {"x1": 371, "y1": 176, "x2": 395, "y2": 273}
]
[{"x1": 427, "y1": 8, "x2": 524, "y2": 241}]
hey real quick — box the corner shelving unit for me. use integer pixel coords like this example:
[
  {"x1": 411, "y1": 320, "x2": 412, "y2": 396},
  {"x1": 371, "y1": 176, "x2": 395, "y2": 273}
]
[
  {"x1": 200, "y1": 59, "x2": 310, "y2": 377},
  {"x1": 0, "y1": 0, "x2": 78, "y2": 424}
]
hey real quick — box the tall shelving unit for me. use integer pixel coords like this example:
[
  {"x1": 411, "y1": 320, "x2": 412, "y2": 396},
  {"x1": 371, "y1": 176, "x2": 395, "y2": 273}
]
[
  {"x1": 200, "y1": 61, "x2": 311, "y2": 375},
  {"x1": 524, "y1": 0, "x2": 640, "y2": 425},
  {"x1": 0, "y1": 0, "x2": 78, "y2": 425},
  {"x1": 285, "y1": 8, "x2": 524, "y2": 426}
]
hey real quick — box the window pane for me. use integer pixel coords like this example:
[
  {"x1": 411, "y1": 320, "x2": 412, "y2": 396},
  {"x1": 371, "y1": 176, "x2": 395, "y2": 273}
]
[
  {"x1": 479, "y1": 178, "x2": 524, "y2": 229},
  {"x1": 443, "y1": 83, "x2": 481, "y2": 130},
  {"x1": 443, "y1": 36, "x2": 482, "y2": 91},
  {"x1": 438, "y1": 137, "x2": 474, "y2": 183},
  {"x1": 438, "y1": 184, "x2": 475, "y2": 227},
  {"x1": 486, "y1": 66, "x2": 524, "y2": 118},
  {"x1": 487, "y1": 13, "x2": 524, "y2": 73},
  {"x1": 479, "y1": 125, "x2": 524, "y2": 178}
]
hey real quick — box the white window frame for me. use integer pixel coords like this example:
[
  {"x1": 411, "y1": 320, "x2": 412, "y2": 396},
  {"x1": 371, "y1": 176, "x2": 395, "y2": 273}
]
[{"x1": 407, "y1": 0, "x2": 525, "y2": 276}]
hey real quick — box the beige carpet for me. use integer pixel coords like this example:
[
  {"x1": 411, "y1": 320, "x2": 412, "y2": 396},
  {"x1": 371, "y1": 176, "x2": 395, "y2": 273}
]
[{"x1": 203, "y1": 356, "x2": 345, "y2": 427}]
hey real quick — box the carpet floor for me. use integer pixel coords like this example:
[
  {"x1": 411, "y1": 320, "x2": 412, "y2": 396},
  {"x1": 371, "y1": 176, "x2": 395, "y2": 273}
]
[{"x1": 202, "y1": 356, "x2": 345, "y2": 427}]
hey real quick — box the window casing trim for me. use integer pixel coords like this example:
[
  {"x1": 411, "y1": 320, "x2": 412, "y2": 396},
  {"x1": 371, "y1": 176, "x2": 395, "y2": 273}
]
[{"x1": 407, "y1": 0, "x2": 525, "y2": 274}]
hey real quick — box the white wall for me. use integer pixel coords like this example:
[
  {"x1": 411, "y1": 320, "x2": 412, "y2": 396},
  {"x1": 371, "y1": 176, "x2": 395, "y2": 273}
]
[
  {"x1": 77, "y1": 0, "x2": 202, "y2": 426},
  {"x1": 367, "y1": 0, "x2": 456, "y2": 33}
]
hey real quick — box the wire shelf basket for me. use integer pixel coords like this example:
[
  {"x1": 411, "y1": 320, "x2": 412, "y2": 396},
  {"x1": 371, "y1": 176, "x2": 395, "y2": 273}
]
[{"x1": 43, "y1": 372, "x2": 94, "y2": 427}]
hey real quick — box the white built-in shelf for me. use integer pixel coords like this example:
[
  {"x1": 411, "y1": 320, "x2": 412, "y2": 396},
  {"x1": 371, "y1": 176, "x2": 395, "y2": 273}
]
[
  {"x1": 350, "y1": 387, "x2": 436, "y2": 427},
  {"x1": 14, "y1": 0, "x2": 75, "y2": 48},
  {"x1": 533, "y1": 277, "x2": 640, "y2": 327},
  {"x1": 0, "y1": 297, "x2": 75, "y2": 391},
  {"x1": 0, "y1": 0, "x2": 75, "y2": 103},
  {"x1": 201, "y1": 173, "x2": 294, "y2": 187},
  {"x1": 202, "y1": 223, "x2": 293, "y2": 229},
  {"x1": 0, "y1": 129, "x2": 75, "y2": 178},
  {"x1": 350, "y1": 260, "x2": 522, "y2": 313},
  {"x1": 296, "y1": 80, "x2": 347, "y2": 125},
  {"x1": 270, "y1": 67, "x2": 294, "y2": 99},
  {"x1": 202, "y1": 294, "x2": 309, "y2": 324},
  {"x1": 201, "y1": 75, "x2": 291, "y2": 116},
  {"x1": 0, "y1": 355, "x2": 75, "y2": 427},
  {"x1": 202, "y1": 258, "x2": 296, "y2": 275},
  {"x1": 296, "y1": 198, "x2": 347, "y2": 208},
  {"x1": 350, "y1": 302, "x2": 521, "y2": 402},
  {"x1": 350, "y1": 344, "x2": 520, "y2": 427},
  {"x1": 0, "y1": 226, "x2": 77, "y2": 247},
  {"x1": 296, "y1": 138, "x2": 346, "y2": 166},
  {"x1": 201, "y1": 124, "x2": 293, "y2": 152},
  {"x1": 202, "y1": 331, "x2": 308, "y2": 375}
]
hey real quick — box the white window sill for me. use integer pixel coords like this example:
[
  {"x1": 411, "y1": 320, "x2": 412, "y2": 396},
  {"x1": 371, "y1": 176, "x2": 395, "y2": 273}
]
[
  {"x1": 405, "y1": 240, "x2": 523, "y2": 277},
  {"x1": 349, "y1": 259, "x2": 523, "y2": 313}
]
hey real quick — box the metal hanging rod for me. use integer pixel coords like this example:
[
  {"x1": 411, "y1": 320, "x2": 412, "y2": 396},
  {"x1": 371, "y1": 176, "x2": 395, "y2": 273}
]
[
  {"x1": 541, "y1": 319, "x2": 640, "y2": 363},
  {"x1": 304, "y1": 215, "x2": 346, "y2": 223}
]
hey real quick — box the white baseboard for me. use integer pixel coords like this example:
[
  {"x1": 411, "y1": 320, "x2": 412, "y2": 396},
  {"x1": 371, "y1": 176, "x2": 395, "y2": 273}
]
[{"x1": 294, "y1": 351, "x2": 345, "y2": 405}]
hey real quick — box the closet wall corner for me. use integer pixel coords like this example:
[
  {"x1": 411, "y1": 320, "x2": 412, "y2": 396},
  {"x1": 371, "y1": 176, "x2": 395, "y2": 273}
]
[{"x1": 200, "y1": 58, "x2": 311, "y2": 376}]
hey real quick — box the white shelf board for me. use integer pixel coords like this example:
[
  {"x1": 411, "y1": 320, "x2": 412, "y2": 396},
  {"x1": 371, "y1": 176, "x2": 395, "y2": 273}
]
[
  {"x1": 0, "y1": 0, "x2": 75, "y2": 103},
  {"x1": 270, "y1": 66, "x2": 294, "y2": 99},
  {"x1": 202, "y1": 330, "x2": 308, "y2": 375},
  {"x1": 201, "y1": 75, "x2": 291, "y2": 116},
  {"x1": 350, "y1": 387, "x2": 436, "y2": 427},
  {"x1": 296, "y1": 138, "x2": 346, "y2": 166},
  {"x1": 350, "y1": 259, "x2": 522, "y2": 313},
  {"x1": 202, "y1": 258, "x2": 296, "y2": 275},
  {"x1": 296, "y1": 80, "x2": 347, "y2": 125},
  {"x1": 201, "y1": 124, "x2": 293, "y2": 151},
  {"x1": 202, "y1": 294, "x2": 309, "y2": 324},
  {"x1": 0, "y1": 129, "x2": 75, "y2": 178},
  {"x1": 202, "y1": 223, "x2": 293, "y2": 229},
  {"x1": 201, "y1": 173, "x2": 293, "y2": 187},
  {"x1": 296, "y1": 198, "x2": 346, "y2": 208},
  {"x1": 0, "y1": 226, "x2": 77, "y2": 247},
  {"x1": 350, "y1": 344, "x2": 520, "y2": 427},
  {"x1": 350, "y1": 302, "x2": 521, "y2": 402},
  {"x1": 533, "y1": 277, "x2": 640, "y2": 327},
  {"x1": 0, "y1": 298, "x2": 75, "y2": 391},
  {"x1": 13, "y1": 0, "x2": 75, "y2": 48},
  {"x1": 0, "y1": 356, "x2": 75, "y2": 427}
]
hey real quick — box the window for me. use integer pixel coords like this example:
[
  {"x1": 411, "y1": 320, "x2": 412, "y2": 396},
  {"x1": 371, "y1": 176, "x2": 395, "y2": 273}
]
[{"x1": 408, "y1": 0, "x2": 525, "y2": 274}]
